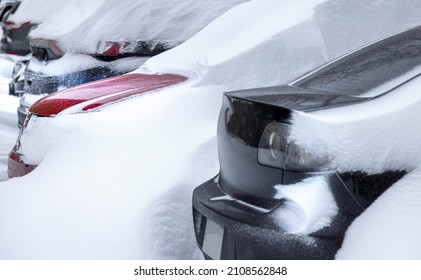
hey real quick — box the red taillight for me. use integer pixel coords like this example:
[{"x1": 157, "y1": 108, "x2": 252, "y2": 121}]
[
  {"x1": 102, "y1": 42, "x2": 122, "y2": 56},
  {"x1": 5, "y1": 21, "x2": 31, "y2": 30},
  {"x1": 97, "y1": 41, "x2": 131, "y2": 56}
]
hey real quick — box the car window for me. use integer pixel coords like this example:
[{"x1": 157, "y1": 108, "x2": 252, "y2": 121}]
[{"x1": 293, "y1": 28, "x2": 421, "y2": 96}]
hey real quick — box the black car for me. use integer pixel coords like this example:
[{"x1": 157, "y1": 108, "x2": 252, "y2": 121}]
[
  {"x1": 192, "y1": 26, "x2": 421, "y2": 259},
  {"x1": 0, "y1": 0, "x2": 35, "y2": 55}
]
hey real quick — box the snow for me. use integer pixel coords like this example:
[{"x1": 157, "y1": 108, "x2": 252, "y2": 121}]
[
  {"x1": 139, "y1": 0, "x2": 328, "y2": 89},
  {"x1": 336, "y1": 169, "x2": 421, "y2": 259},
  {"x1": 26, "y1": 53, "x2": 149, "y2": 76},
  {"x1": 290, "y1": 74, "x2": 421, "y2": 175},
  {"x1": 0, "y1": 54, "x2": 17, "y2": 92},
  {"x1": 0, "y1": 54, "x2": 19, "y2": 182},
  {"x1": 0, "y1": 84, "x2": 221, "y2": 259},
  {"x1": 28, "y1": 0, "x2": 249, "y2": 54},
  {"x1": 1, "y1": 0, "x2": 421, "y2": 259},
  {"x1": 7, "y1": 0, "x2": 83, "y2": 24},
  {"x1": 274, "y1": 176, "x2": 338, "y2": 234}
]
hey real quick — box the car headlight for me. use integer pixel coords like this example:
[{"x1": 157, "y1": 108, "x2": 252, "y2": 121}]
[{"x1": 258, "y1": 122, "x2": 330, "y2": 172}]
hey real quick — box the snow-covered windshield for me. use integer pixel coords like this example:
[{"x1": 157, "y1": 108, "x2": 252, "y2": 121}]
[{"x1": 294, "y1": 27, "x2": 421, "y2": 96}]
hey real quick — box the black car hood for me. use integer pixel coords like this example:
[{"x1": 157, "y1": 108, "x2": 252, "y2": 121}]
[{"x1": 226, "y1": 85, "x2": 368, "y2": 112}]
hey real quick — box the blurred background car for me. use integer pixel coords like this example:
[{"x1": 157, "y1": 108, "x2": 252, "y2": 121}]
[
  {"x1": 0, "y1": 0, "x2": 17, "y2": 22},
  {"x1": 0, "y1": 0, "x2": 36, "y2": 55},
  {"x1": 16, "y1": 0, "x2": 248, "y2": 127},
  {"x1": 8, "y1": 72, "x2": 188, "y2": 178},
  {"x1": 192, "y1": 26, "x2": 421, "y2": 259}
]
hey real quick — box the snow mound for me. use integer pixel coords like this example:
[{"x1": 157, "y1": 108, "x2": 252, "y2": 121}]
[
  {"x1": 142, "y1": 0, "x2": 421, "y2": 91},
  {"x1": 8, "y1": 0, "x2": 92, "y2": 25},
  {"x1": 274, "y1": 176, "x2": 338, "y2": 234},
  {"x1": 336, "y1": 169, "x2": 421, "y2": 259},
  {"x1": 290, "y1": 74, "x2": 421, "y2": 174},
  {"x1": 29, "y1": 0, "x2": 248, "y2": 54}
]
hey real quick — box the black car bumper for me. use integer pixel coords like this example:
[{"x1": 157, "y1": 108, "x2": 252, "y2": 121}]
[{"x1": 192, "y1": 174, "x2": 362, "y2": 260}]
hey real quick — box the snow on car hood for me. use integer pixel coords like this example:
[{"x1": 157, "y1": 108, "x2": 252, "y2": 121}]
[
  {"x1": 141, "y1": 0, "x2": 421, "y2": 91},
  {"x1": 28, "y1": 0, "x2": 249, "y2": 54},
  {"x1": 8, "y1": 0, "x2": 103, "y2": 25}
]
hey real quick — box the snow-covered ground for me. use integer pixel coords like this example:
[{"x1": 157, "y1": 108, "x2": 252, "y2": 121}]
[{"x1": 1, "y1": 0, "x2": 421, "y2": 259}]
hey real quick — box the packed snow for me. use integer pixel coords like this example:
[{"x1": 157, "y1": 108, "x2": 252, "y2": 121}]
[
  {"x1": 274, "y1": 176, "x2": 338, "y2": 234},
  {"x1": 290, "y1": 73, "x2": 421, "y2": 175},
  {"x1": 7, "y1": 0, "x2": 87, "y2": 25},
  {"x1": 28, "y1": 0, "x2": 248, "y2": 54},
  {"x1": 26, "y1": 53, "x2": 149, "y2": 76},
  {"x1": 1, "y1": 0, "x2": 421, "y2": 259}
]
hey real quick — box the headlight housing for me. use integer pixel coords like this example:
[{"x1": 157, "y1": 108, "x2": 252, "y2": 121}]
[{"x1": 258, "y1": 122, "x2": 330, "y2": 172}]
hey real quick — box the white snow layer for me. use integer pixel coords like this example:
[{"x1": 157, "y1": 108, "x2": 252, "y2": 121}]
[
  {"x1": 336, "y1": 169, "x2": 421, "y2": 259},
  {"x1": 290, "y1": 75, "x2": 421, "y2": 175},
  {"x1": 28, "y1": 0, "x2": 248, "y2": 54},
  {"x1": 274, "y1": 176, "x2": 338, "y2": 234},
  {"x1": 0, "y1": 94, "x2": 20, "y2": 181},
  {"x1": 7, "y1": 0, "x2": 98, "y2": 25},
  {"x1": 1, "y1": 0, "x2": 421, "y2": 259},
  {"x1": 0, "y1": 54, "x2": 20, "y2": 181},
  {"x1": 26, "y1": 53, "x2": 149, "y2": 76}
]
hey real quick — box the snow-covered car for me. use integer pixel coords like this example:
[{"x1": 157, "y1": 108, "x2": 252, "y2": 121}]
[
  {"x1": 0, "y1": 0, "x2": 36, "y2": 55},
  {"x1": 192, "y1": 25, "x2": 421, "y2": 259},
  {"x1": 16, "y1": 0, "x2": 248, "y2": 127},
  {"x1": 8, "y1": 72, "x2": 188, "y2": 177}
]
